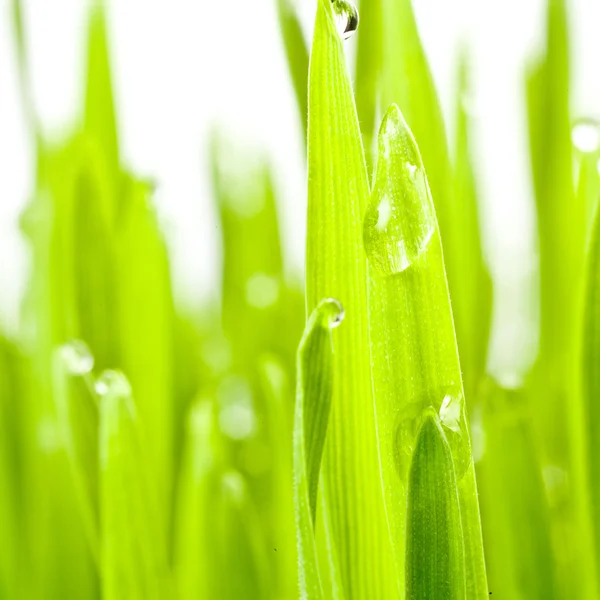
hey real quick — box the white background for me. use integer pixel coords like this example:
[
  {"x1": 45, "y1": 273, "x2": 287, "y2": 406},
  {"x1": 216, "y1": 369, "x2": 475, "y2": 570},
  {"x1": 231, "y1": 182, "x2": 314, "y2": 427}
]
[{"x1": 1, "y1": 0, "x2": 600, "y2": 380}]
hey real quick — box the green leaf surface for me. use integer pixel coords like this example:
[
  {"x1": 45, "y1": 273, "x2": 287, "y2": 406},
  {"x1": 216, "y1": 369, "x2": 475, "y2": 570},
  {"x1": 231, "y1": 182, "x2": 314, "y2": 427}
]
[
  {"x1": 99, "y1": 370, "x2": 171, "y2": 600},
  {"x1": 307, "y1": 1, "x2": 396, "y2": 597},
  {"x1": 405, "y1": 413, "x2": 466, "y2": 600},
  {"x1": 365, "y1": 105, "x2": 487, "y2": 597},
  {"x1": 293, "y1": 300, "x2": 340, "y2": 599}
]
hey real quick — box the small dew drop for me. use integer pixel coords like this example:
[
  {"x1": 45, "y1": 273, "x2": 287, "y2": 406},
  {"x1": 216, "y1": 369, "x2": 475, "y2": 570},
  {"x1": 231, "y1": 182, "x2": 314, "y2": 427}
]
[
  {"x1": 59, "y1": 340, "x2": 94, "y2": 375},
  {"x1": 543, "y1": 465, "x2": 568, "y2": 507},
  {"x1": 245, "y1": 273, "x2": 280, "y2": 309},
  {"x1": 222, "y1": 470, "x2": 246, "y2": 504},
  {"x1": 318, "y1": 298, "x2": 345, "y2": 329},
  {"x1": 37, "y1": 416, "x2": 61, "y2": 454},
  {"x1": 331, "y1": 0, "x2": 359, "y2": 40},
  {"x1": 94, "y1": 370, "x2": 132, "y2": 398},
  {"x1": 364, "y1": 106, "x2": 436, "y2": 277},
  {"x1": 217, "y1": 375, "x2": 257, "y2": 441},
  {"x1": 572, "y1": 119, "x2": 600, "y2": 153},
  {"x1": 439, "y1": 395, "x2": 462, "y2": 434}
]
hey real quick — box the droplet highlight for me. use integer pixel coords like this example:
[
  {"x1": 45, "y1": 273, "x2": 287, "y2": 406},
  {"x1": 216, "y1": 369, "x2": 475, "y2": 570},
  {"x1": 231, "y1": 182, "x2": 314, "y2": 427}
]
[
  {"x1": 317, "y1": 298, "x2": 345, "y2": 329},
  {"x1": 572, "y1": 118, "x2": 600, "y2": 153},
  {"x1": 94, "y1": 370, "x2": 132, "y2": 398},
  {"x1": 217, "y1": 375, "x2": 257, "y2": 441},
  {"x1": 393, "y1": 388, "x2": 470, "y2": 483},
  {"x1": 364, "y1": 105, "x2": 436, "y2": 277},
  {"x1": 331, "y1": 0, "x2": 359, "y2": 40},
  {"x1": 59, "y1": 340, "x2": 94, "y2": 375}
]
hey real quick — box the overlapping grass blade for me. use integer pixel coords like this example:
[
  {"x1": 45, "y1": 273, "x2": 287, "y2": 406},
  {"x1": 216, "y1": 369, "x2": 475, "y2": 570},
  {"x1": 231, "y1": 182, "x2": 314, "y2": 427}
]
[
  {"x1": 405, "y1": 413, "x2": 466, "y2": 600},
  {"x1": 364, "y1": 104, "x2": 487, "y2": 597},
  {"x1": 293, "y1": 300, "x2": 340, "y2": 599},
  {"x1": 99, "y1": 370, "x2": 171, "y2": 599},
  {"x1": 307, "y1": 1, "x2": 396, "y2": 597}
]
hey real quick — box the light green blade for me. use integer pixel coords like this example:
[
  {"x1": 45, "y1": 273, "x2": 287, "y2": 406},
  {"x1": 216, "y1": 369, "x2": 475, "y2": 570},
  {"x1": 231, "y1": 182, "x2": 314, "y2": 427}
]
[
  {"x1": 84, "y1": 0, "x2": 120, "y2": 176},
  {"x1": 307, "y1": 1, "x2": 396, "y2": 597},
  {"x1": 451, "y1": 53, "x2": 493, "y2": 401},
  {"x1": 276, "y1": 0, "x2": 309, "y2": 134},
  {"x1": 476, "y1": 384, "x2": 559, "y2": 599},
  {"x1": 294, "y1": 300, "x2": 342, "y2": 599},
  {"x1": 405, "y1": 413, "x2": 466, "y2": 600},
  {"x1": 52, "y1": 341, "x2": 100, "y2": 562},
  {"x1": 365, "y1": 105, "x2": 487, "y2": 597},
  {"x1": 98, "y1": 370, "x2": 171, "y2": 600}
]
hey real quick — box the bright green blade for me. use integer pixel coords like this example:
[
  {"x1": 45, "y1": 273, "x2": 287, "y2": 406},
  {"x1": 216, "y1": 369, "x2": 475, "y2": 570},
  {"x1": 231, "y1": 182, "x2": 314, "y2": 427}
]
[
  {"x1": 405, "y1": 413, "x2": 466, "y2": 600},
  {"x1": 476, "y1": 384, "x2": 559, "y2": 599},
  {"x1": 277, "y1": 0, "x2": 309, "y2": 134},
  {"x1": 451, "y1": 53, "x2": 493, "y2": 401},
  {"x1": 365, "y1": 105, "x2": 487, "y2": 597},
  {"x1": 575, "y1": 146, "x2": 600, "y2": 234},
  {"x1": 294, "y1": 300, "x2": 342, "y2": 599},
  {"x1": 84, "y1": 0, "x2": 120, "y2": 176},
  {"x1": 52, "y1": 341, "x2": 100, "y2": 561},
  {"x1": 98, "y1": 370, "x2": 171, "y2": 600},
  {"x1": 307, "y1": 1, "x2": 396, "y2": 597}
]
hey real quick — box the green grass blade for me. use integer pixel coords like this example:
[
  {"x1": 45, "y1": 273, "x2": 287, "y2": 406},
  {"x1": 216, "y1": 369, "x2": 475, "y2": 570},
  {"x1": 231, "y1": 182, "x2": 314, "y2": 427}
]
[
  {"x1": 307, "y1": 1, "x2": 396, "y2": 597},
  {"x1": 52, "y1": 341, "x2": 100, "y2": 561},
  {"x1": 98, "y1": 370, "x2": 171, "y2": 599},
  {"x1": 294, "y1": 300, "x2": 342, "y2": 599},
  {"x1": 365, "y1": 105, "x2": 487, "y2": 597},
  {"x1": 276, "y1": 0, "x2": 309, "y2": 134},
  {"x1": 452, "y1": 53, "x2": 493, "y2": 401},
  {"x1": 406, "y1": 413, "x2": 466, "y2": 600},
  {"x1": 84, "y1": 1, "x2": 120, "y2": 175},
  {"x1": 477, "y1": 384, "x2": 559, "y2": 599}
]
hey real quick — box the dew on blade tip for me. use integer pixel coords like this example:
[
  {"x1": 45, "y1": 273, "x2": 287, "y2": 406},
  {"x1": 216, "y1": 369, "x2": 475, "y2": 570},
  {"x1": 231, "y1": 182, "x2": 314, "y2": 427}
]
[
  {"x1": 572, "y1": 118, "x2": 600, "y2": 153},
  {"x1": 318, "y1": 298, "x2": 345, "y2": 329},
  {"x1": 59, "y1": 340, "x2": 94, "y2": 375},
  {"x1": 331, "y1": 0, "x2": 359, "y2": 40}
]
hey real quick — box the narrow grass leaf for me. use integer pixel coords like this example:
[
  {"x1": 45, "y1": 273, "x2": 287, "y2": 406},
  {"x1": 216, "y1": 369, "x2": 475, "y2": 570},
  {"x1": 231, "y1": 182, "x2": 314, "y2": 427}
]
[
  {"x1": 406, "y1": 413, "x2": 466, "y2": 600},
  {"x1": 365, "y1": 105, "x2": 487, "y2": 597},
  {"x1": 294, "y1": 300, "x2": 340, "y2": 599},
  {"x1": 307, "y1": 1, "x2": 396, "y2": 597},
  {"x1": 98, "y1": 370, "x2": 171, "y2": 600}
]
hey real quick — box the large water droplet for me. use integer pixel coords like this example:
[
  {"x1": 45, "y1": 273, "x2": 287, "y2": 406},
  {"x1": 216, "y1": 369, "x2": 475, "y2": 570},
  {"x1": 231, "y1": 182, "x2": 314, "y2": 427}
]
[
  {"x1": 393, "y1": 388, "x2": 470, "y2": 482},
  {"x1": 217, "y1": 375, "x2": 257, "y2": 441},
  {"x1": 59, "y1": 340, "x2": 94, "y2": 375},
  {"x1": 245, "y1": 273, "x2": 280, "y2": 309},
  {"x1": 94, "y1": 370, "x2": 132, "y2": 398},
  {"x1": 317, "y1": 298, "x2": 345, "y2": 329},
  {"x1": 572, "y1": 118, "x2": 600, "y2": 153},
  {"x1": 331, "y1": 0, "x2": 359, "y2": 40},
  {"x1": 364, "y1": 105, "x2": 436, "y2": 277}
]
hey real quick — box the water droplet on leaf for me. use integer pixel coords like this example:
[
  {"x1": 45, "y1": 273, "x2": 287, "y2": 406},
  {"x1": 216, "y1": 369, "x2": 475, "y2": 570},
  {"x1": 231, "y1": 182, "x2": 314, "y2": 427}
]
[
  {"x1": 364, "y1": 105, "x2": 436, "y2": 276},
  {"x1": 331, "y1": 0, "x2": 359, "y2": 40},
  {"x1": 217, "y1": 375, "x2": 257, "y2": 440},
  {"x1": 317, "y1": 298, "x2": 345, "y2": 329},
  {"x1": 95, "y1": 370, "x2": 132, "y2": 398},
  {"x1": 572, "y1": 118, "x2": 600, "y2": 153},
  {"x1": 59, "y1": 340, "x2": 94, "y2": 375}
]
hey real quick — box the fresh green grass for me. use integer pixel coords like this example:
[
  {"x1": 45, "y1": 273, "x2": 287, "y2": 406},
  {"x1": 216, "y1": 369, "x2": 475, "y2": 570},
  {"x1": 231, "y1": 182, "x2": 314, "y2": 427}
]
[{"x1": 2, "y1": 0, "x2": 600, "y2": 598}]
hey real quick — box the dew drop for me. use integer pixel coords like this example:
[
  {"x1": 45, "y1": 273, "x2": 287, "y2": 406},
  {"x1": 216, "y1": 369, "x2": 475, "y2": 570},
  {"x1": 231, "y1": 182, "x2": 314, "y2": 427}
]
[
  {"x1": 572, "y1": 118, "x2": 600, "y2": 153},
  {"x1": 222, "y1": 470, "x2": 246, "y2": 504},
  {"x1": 245, "y1": 273, "x2": 280, "y2": 309},
  {"x1": 364, "y1": 105, "x2": 436, "y2": 277},
  {"x1": 393, "y1": 389, "x2": 470, "y2": 482},
  {"x1": 317, "y1": 298, "x2": 345, "y2": 329},
  {"x1": 94, "y1": 370, "x2": 132, "y2": 398},
  {"x1": 217, "y1": 375, "x2": 257, "y2": 441},
  {"x1": 59, "y1": 340, "x2": 94, "y2": 375},
  {"x1": 331, "y1": 0, "x2": 359, "y2": 40}
]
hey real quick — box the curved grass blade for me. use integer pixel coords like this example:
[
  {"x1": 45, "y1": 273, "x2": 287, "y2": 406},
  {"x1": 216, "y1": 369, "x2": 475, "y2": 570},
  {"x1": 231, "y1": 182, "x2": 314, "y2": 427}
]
[
  {"x1": 98, "y1": 370, "x2": 172, "y2": 600},
  {"x1": 277, "y1": 0, "x2": 309, "y2": 134},
  {"x1": 405, "y1": 413, "x2": 466, "y2": 600},
  {"x1": 307, "y1": 1, "x2": 396, "y2": 597},
  {"x1": 365, "y1": 105, "x2": 487, "y2": 597},
  {"x1": 294, "y1": 300, "x2": 341, "y2": 599}
]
